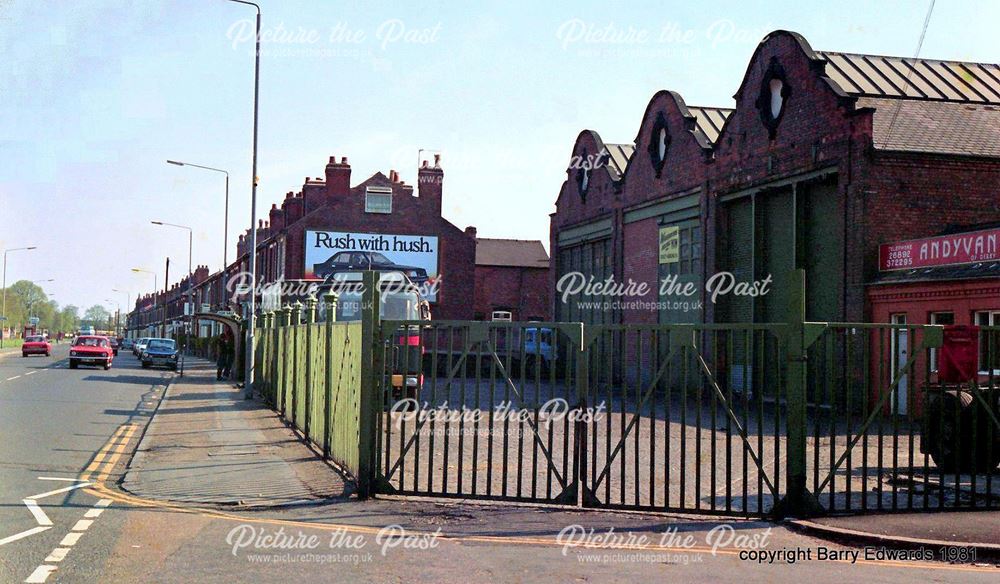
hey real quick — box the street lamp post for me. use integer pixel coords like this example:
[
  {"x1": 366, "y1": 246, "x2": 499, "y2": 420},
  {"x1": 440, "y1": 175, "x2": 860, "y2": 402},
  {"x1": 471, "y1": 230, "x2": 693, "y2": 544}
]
[
  {"x1": 1, "y1": 246, "x2": 37, "y2": 348},
  {"x1": 112, "y1": 289, "x2": 131, "y2": 337},
  {"x1": 227, "y1": 0, "x2": 261, "y2": 399},
  {"x1": 151, "y1": 221, "x2": 193, "y2": 377},
  {"x1": 132, "y1": 268, "x2": 158, "y2": 337},
  {"x1": 166, "y1": 160, "x2": 230, "y2": 269}
]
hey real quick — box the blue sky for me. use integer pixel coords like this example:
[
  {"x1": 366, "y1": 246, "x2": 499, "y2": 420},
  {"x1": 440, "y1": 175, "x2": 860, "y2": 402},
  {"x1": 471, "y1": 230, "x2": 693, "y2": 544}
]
[{"x1": 1, "y1": 0, "x2": 997, "y2": 312}]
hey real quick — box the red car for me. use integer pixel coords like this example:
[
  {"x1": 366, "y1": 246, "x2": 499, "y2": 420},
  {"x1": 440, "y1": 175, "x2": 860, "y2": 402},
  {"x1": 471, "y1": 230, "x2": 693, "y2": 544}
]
[
  {"x1": 69, "y1": 335, "x2": 114, "y2": 370},
  {"x1": 22, "y1": 335, "x2": 51, "y2": 357}
]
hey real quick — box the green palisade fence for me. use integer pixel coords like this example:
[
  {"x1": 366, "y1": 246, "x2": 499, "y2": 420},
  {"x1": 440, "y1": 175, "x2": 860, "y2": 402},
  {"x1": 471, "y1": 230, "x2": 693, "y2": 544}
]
[{"x1": 255, "y1": 295, "x2": 364, "y2": 480}]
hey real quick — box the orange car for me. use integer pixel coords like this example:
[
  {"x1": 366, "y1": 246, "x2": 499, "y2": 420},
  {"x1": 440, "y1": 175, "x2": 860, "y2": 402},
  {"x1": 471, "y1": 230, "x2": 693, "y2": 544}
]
[{"x1": 22, "y1": 335, "x2": 51, "y2": 357}]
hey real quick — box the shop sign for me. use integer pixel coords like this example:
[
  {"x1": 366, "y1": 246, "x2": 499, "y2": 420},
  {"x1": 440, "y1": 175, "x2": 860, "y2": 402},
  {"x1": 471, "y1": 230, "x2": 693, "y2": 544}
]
[
  {"x1": 659, "y1": 226, "x2": 680, "y2": 264},
  {"x1": 879, "y1": 228, "x2": 1000, "y2": 271}
]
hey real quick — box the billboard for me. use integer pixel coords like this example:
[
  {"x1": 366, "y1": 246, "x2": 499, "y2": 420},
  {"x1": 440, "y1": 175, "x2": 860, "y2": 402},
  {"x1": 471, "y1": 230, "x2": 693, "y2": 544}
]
[
  {"x1": 879, "y1": 228, "x2": 1000, "y2": 271},
  {"x1": 304, "y1": 230, "x2": 440, "y2": 301}
]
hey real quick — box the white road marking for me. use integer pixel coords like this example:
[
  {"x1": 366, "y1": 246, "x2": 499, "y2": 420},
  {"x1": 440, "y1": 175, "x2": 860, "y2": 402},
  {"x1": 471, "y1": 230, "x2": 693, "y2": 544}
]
[
  {"x1": 0, "y1": 526, "x2": 49, "y2": 546},
  {"x1": 24, "y1": 565, "x2": 56, "y2": 583},
  {"x1": 70, "y1": 519, "x2": 93, "y2": 532},
  {"x1": 59, "y1": 533, "x2": 81, "y2": 546},
  {"x1": 6, "y1": 375, "x2": 20, "y2": 381},
  {"x1": 22, "y1": 500, "x2": 52, "y2": 526},
  {"x1": 95, "y1": 499, "x2": 112, "y2": 507},
  {"x1": 27, "y1": 481, "x2": 92, "y2": 500},
  {"x1": 83, "y1": 508, "x2": 103, "y2": 518},
  {"x1": 43, "y1": 548, "x2": 69, "y2": 562},
  {"x1": 25, "y1": 371, "x2": 36, "y2": 376},
  {"x1": 37, "y1": 477, "x2": 85, "y2": 482}
]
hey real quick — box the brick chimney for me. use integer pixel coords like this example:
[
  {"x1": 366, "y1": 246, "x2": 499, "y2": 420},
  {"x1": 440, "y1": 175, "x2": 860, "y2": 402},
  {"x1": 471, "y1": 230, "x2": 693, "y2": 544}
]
[
  {"x1": 281, "y1": 190, "x2": 304, "y2": 225},
  {"x1": 418, "y1": 154, "x2": 444, "y2": 216},
  {"x1": 464, "y1": 226, "x2": 477, "y2": 239},
  {"x1": 269, "y1": 203, "x2": 284, "y2": 232},
  {"x1": 325, "y1": 156, "x2": 351, "y2": 198}
]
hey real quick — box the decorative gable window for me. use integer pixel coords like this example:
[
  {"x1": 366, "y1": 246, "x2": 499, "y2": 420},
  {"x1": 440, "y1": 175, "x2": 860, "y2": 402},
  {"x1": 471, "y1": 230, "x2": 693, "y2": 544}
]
[
  {"x1": 365, "y1": 186, "x2": 393, "y2": 214},
  {"x1": 756, "y1": 57, "x2": 791, "y2": 139},
  {"x1": 576, "y1": 148, "x2": 591, "y2": 203},
  {"x1": 646, "y1": 112, "x2": 669, "y2": 178}
]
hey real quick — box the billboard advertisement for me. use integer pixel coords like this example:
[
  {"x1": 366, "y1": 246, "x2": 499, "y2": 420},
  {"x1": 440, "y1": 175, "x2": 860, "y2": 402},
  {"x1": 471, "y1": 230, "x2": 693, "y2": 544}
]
[
  {"x1": 879, "y1": 228, "x2": 1000, "y2": 271},
  {"x1": 304, "y1": 230, "x2": 440, "y2": 301}
]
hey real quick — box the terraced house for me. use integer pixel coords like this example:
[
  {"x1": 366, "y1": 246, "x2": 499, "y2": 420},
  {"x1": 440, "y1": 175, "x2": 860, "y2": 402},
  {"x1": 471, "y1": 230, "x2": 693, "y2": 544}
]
[{"x1": 550, "y1": 30, "x2": 1000, "y2": 326}]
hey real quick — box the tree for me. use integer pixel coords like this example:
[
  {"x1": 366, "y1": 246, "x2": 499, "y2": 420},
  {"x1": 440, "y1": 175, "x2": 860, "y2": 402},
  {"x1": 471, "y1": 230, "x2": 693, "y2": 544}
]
[
  {"x1": 82, "y1": 305, "x2": 111, "y2": 329},
  {"x1": 59, "y1": 305, "x2": 80, "y2": 333}
]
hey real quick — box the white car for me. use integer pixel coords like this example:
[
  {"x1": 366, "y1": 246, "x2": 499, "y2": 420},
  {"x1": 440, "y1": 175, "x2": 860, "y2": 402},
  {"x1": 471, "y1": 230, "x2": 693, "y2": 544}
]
[{"x1": 133, "y1": 337, "x2": 150, "y2": 357}]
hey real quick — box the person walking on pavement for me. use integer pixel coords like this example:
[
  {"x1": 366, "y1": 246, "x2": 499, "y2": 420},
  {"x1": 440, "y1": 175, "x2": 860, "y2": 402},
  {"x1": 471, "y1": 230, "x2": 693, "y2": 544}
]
[{"x1": 215, "y1": 329, "x2": 234, "y2": 381}]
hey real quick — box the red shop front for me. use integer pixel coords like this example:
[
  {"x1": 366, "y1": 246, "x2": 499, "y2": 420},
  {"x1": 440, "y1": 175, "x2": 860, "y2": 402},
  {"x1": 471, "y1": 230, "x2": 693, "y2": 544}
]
[{"x1": 867, "y1": 227, "x2": 1000, "y2": 415}]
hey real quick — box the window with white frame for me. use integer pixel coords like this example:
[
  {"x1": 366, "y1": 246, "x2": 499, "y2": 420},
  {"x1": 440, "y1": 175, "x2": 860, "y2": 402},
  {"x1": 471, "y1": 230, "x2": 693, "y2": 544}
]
[
  {"x1": 929, "y1": 312, "x2": 954, "y2": 372},
  {"x1": 976, "y1": 311, "x2": 1000, "y2": 374},
  {"x1": 365, "y1": 186, "x2": 393, "y2": 214}
]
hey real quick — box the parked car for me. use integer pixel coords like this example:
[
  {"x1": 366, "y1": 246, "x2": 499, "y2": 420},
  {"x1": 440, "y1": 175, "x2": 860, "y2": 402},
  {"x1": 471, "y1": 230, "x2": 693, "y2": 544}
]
[
  {"x1": 313, "y1": 251, "x2": 429, "y2": 285},
  {"x1": 21, "y1": 335, "x2": 51, "y2": 357},
  {"x1": 121, "y1": 338, "x2": 134, "y2": 350},
  {"x1": 109, "y1": 338, "x2": 120, "y2": 356},
  {"x1": 78, "y1": 326, "x2": 96, "y2": 336},
  {"x1": 69, "y1": 336, "x2": 114, "y2": 370},
  {"x1": 134, "y1": 337, "x2": 150, "y2": 357},
  {"x1": 141, "y1": 338, "x2": 178, "y2": 371}
]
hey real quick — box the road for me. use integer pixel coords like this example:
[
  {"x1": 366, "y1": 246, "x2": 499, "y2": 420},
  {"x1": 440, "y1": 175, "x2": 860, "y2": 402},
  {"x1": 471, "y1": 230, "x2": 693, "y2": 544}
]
[{"x1": 1, "y1": 345, "x2": 998, "y2": 583}]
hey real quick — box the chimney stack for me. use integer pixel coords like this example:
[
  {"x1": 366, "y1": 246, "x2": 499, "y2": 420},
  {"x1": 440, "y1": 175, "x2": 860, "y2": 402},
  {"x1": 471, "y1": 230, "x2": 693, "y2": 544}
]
[
  {"x1": 269, "y1": 203, "x2": 284, "y2": 232},
  {"x1": 325, "y1": 155, "x2": 352, "y2": 198},
  {"x1": 418, "y1": 153, "x2": 444, "y2": 216},
  {"x1": 464, "y1": 226, "x2": 477, "y2": 240}
]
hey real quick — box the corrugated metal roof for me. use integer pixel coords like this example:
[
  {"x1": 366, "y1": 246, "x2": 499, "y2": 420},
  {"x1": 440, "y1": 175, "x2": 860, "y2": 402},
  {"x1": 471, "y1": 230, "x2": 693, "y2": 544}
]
[
  {"x1": 857, "y1": 97, "x2": 1000, "y2": 157},
  {"x1": 475, "y1": 238, "x2": 550, "y2": 268},
  {"x1": 603, "y1": 143, "x2": 634, "y2": 179},
  {"x1": 688, "y1": 106, "x2": 733, "y2": 144},
  {"x1": 818, "y1": 51, "x2": 1000, "y2": 104}
]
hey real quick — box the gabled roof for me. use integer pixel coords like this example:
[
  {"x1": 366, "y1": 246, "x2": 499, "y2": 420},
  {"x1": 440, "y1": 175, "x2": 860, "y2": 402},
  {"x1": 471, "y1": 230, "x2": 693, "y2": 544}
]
[
  {"x1": 603, "y1": 143, "x2": 634, "y2": 180},
  {"x1": 688, "y1": 106, "x2": 733, "y2": 144},
  {"x1": 818, "y1": 51, "x2": 1000, "y2": 104},
  {"x1": 476, "y1": 238, "x2": 549, "y2": 268}
]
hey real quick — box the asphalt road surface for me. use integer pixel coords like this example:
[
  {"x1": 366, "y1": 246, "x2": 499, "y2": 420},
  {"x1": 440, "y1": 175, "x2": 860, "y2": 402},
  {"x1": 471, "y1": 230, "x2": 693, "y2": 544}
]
[{"x1": 1, "y1": 345, "x2": 997, "y2": 583}]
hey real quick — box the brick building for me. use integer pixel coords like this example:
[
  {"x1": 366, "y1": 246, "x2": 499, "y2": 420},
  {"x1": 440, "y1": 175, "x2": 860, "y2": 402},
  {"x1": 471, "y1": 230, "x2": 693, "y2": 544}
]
[
  {"x1": 473, "y1": 237, "x2": 551, "y2": 321},
  {"x1": 550, "y1": 30, "x2": 1000, "y2": 325},
  {"x1": 129, "y1": 154, "x2": 551, "y2": 333}
]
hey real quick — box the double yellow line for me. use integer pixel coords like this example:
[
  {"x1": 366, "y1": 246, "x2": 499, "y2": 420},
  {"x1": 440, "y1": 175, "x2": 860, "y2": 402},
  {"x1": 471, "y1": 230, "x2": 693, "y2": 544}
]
[{"x1": 80, "y1": 422, "x2": 138, "y2": 484}]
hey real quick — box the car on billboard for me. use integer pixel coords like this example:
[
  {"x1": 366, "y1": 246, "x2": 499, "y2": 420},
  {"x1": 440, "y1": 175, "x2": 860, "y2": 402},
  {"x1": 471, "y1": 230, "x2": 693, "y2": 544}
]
[{"x1": 313, "y1": 251, "x2": 429, "y2": 285}]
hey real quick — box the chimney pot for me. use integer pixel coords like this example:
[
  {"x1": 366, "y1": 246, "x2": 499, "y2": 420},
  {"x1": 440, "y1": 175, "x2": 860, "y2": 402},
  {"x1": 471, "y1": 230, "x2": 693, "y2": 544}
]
[
  {"x1": 434, "y1": 153, "x2": 441, "y2": 168},
  {"x1": 329, "y1": 155, "x2": 336, "y2": 164},
  {"x1": 341, "y1": 157, "x2": 348, "y2": 164},
  {"x1": 421, "y1": 160, "x2": 429, "y2": 168}
]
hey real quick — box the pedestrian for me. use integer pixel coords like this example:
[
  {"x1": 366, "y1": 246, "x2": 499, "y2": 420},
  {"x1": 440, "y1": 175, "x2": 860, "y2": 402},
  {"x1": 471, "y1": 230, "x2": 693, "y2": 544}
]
[{"x1": 215, "y1": 329, "x2": 235, "y2": 381}]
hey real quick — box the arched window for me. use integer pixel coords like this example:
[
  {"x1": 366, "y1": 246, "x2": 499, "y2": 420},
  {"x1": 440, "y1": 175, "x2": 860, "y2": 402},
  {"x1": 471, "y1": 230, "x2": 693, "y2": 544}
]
[
  {"x1": 756, "y1": 57, "x2": 791, "y2": 140},
  {"x1": 646, "y1": 112, "x2": 669, "y2": 178}
]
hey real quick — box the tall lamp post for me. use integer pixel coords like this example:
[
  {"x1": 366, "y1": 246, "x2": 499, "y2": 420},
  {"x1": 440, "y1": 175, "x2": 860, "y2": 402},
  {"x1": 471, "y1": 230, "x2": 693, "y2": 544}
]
[
  {"x1": 131, "y1": 268, "x2": 158, "y2": 337},
  {"x1": 112, "y1": 289, "x2": 131, "y2": 338},
  {"x1": 166, "y1": 160, "x2": 230, "y2": 269},
  {"x1": 1, "y1": 246, "x2": 37, "y2": 348},
  {"x1": 227, "y1": 0, "x2": 261, "y2": 399},
  {"x1": 151, "y1": 221, "x2": 193, "y2": 377}
]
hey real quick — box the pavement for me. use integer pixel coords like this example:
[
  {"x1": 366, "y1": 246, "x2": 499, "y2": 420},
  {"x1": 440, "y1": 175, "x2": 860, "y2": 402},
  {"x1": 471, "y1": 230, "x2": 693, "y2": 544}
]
[
  {"x1": 121, "y1": 359, "x2": 352, "y2": 507},
  {"x1": 2, "y1": 346, "x2": 999, "y2": 582}
]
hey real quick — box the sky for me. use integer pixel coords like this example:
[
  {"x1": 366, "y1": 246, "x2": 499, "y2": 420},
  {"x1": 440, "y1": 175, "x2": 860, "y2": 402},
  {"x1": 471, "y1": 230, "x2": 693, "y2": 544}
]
[{"x1": 1, "y1": 0, "x2": 998, "y2": 313}]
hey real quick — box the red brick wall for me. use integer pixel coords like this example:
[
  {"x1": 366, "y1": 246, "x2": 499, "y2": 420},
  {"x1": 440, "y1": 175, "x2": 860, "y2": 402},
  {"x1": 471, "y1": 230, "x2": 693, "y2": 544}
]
[{"x1": 474, "y1": 265, "x2": 551, "y2": 321}]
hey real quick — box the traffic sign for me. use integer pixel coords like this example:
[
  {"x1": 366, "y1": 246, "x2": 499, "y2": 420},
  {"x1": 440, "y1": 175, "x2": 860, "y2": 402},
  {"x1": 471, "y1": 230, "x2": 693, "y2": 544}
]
[
  {"x1": 0, "y1": 316, "x2": 7, "y2": 321},
  {"x1": 28, "y1": 317, "x2": 39, "y2": 325}
]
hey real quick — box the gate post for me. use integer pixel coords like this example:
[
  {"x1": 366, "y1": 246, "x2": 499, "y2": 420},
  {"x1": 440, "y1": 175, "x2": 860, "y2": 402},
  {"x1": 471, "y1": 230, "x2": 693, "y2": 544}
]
[
  {"x1": 774, "y1": 269, "x2": 823, "y2": 518},
  {"x1": 304, "y1": 297, "x2": 317, "y2": 441},
  {"x1": 279, "y1": 305, "x2": 292, "y2": 417},
  {"x1": 357, "y1": 271, "x2": 381, "y2": 498},
  {"x1": 291, "y1": 301, "x2": 303, "y2": 430},
  {"x1": 323, "y1": 291, "x2": 338, "y2": 458}
]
